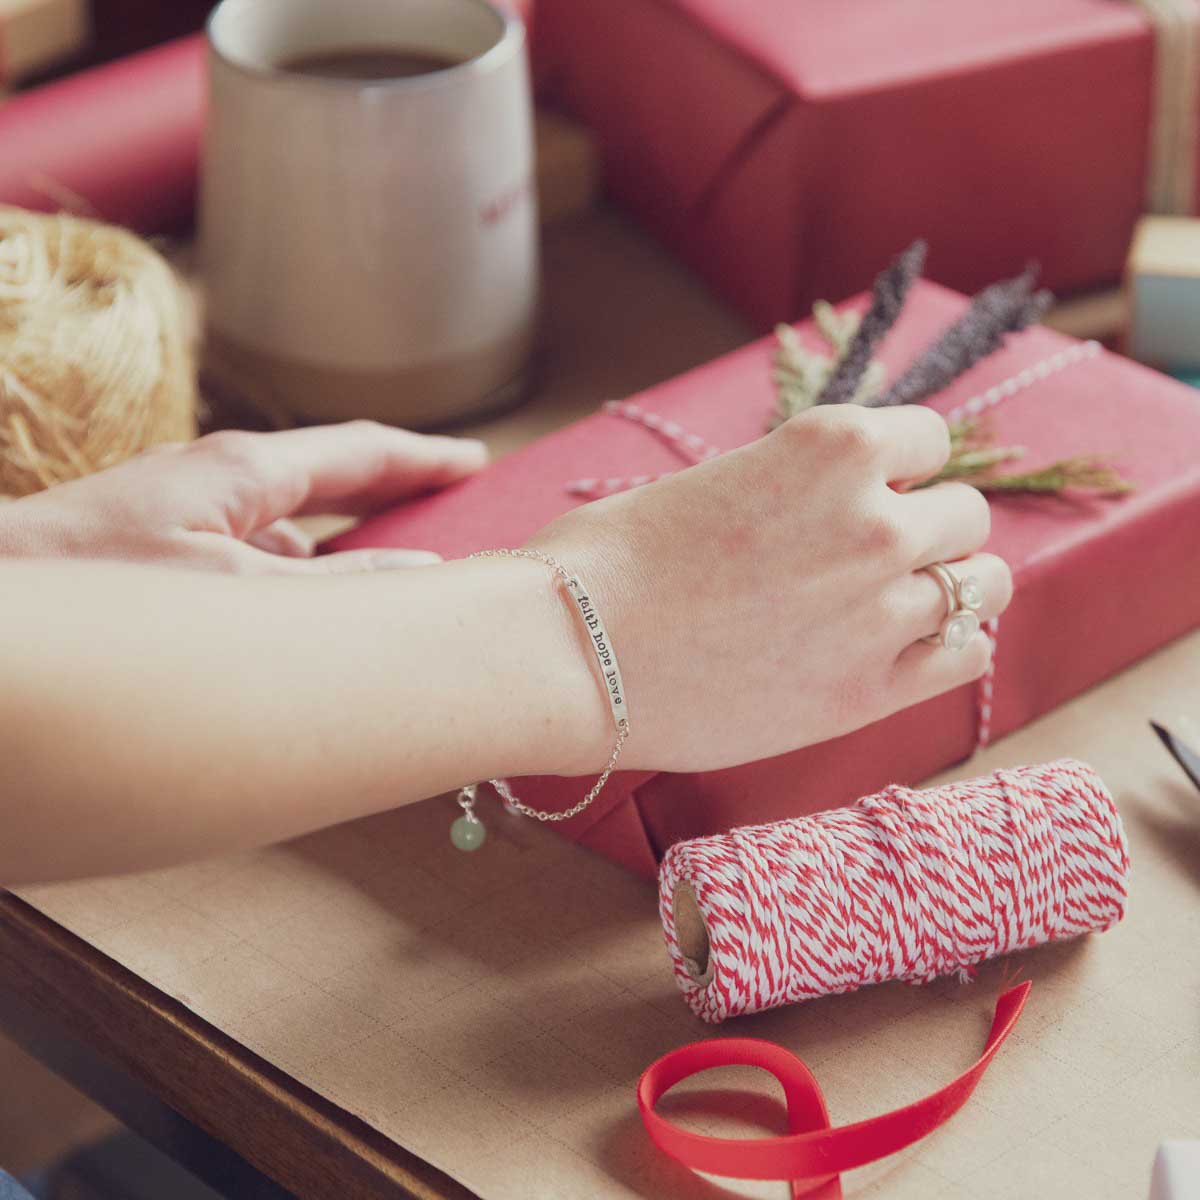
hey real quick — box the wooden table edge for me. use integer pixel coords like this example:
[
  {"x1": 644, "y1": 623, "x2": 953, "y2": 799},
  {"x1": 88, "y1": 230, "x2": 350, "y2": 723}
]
[{"x1": 0, "y1": 892, "x2": 476, "y2": 1200}]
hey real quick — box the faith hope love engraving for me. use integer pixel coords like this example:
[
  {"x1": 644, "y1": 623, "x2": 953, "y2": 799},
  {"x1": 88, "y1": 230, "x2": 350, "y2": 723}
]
[{"x1": 565, "y1": 576, "x2": 629, "y2": 728}]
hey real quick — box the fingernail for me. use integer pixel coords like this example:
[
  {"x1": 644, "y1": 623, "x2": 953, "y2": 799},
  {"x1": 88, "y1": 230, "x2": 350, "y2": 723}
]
[{"x1": 455, "y1": 438, "x2": 489, "y2": 461}]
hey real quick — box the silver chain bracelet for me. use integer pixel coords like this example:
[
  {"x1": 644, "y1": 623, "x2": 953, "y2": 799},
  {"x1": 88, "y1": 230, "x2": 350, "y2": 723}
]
[{"x1": 451, "y1": 548, "x2": 632, "y2": 850}]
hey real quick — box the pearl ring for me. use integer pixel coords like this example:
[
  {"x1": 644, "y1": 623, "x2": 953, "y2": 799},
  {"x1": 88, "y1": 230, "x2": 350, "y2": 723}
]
[{"x1": 923, "y1": 562, "x2": 983, "y2": 651}]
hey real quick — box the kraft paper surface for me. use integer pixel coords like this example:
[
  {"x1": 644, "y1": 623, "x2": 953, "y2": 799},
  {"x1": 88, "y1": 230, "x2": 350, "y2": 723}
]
[{"x1": 17, "y1": 630, "x2": 1200, "y2": 1199}]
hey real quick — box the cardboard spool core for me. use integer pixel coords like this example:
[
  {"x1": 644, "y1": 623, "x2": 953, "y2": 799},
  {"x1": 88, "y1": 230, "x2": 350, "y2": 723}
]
[{"x1": 672, "y1": 883, "x2": 714, "y2": 986}]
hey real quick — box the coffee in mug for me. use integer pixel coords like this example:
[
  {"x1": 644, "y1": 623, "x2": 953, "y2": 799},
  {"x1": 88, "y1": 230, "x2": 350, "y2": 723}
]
[{"x1": 277, "y1": 47, "x2": 461, "y2": 79}]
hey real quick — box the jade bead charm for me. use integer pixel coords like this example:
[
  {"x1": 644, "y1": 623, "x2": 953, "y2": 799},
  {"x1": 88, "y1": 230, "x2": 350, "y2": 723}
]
[{"x1": 451, "y1": 785, "x2": 486, "y2": 852}]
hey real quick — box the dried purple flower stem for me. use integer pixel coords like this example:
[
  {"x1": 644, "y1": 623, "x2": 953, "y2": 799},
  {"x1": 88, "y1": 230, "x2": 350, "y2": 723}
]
[
  {"x1": 816, "y1": 240, "x2": 927, "y2": 405},
  {"x1": 869, "y1": 264, "x2": 1053, "y2": 408}
]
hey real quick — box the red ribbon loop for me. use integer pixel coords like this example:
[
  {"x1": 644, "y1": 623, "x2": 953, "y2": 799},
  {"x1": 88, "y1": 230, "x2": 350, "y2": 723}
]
[{"x1": 637, "y1": 981, "x2": 1031, "y2": 1199}]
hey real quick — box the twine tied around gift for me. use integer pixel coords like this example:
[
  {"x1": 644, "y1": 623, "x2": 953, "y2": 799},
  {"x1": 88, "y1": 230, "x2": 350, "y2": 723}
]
[
  {"x1": 565, "y1": 337, "x2": 1105, "y2": 753},
  {"x1": 1136, "y1": 0, "x2": 1200, "y2": 215}
]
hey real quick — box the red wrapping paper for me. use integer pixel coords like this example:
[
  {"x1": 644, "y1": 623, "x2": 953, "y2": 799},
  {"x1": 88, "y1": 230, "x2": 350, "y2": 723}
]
[
  {"x1": 331, "y1": 281, "x2": 1200, "y2": 878},
  {"x1": 533, "y1": 0, "x2": 1171, "y2": 328},
  {"x1": 0, "y1": 34, "x2": 205, "y2": 234}
]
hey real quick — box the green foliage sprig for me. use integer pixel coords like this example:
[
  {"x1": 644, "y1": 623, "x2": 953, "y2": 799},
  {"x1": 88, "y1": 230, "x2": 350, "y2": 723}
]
[{"x1": 915, "y1": 420, "x2": 1132, "y2": 495}]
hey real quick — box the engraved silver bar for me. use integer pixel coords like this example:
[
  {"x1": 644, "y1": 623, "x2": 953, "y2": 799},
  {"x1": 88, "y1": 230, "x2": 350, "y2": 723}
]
[{"x1": 563, "y1": 574, "x2": 630, "y2": 730}]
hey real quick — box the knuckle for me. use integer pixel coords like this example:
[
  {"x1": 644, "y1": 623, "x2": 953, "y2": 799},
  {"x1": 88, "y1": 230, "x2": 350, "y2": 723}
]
[
  {"x1": 774, "y1": 409, "x2": 821, "y2": 450},
  {"x1": 782, "y1": 406, "x2": 879, "y2": 462},
  {"x1": 194, "y1": 429, "x2": 264, "y2": 473},
  {"x1": 859, "y1": 503, "x2": 912, "y2": 562},
  {"x1": 816, "y1": 406, "x2": 880, "y2": 461}
]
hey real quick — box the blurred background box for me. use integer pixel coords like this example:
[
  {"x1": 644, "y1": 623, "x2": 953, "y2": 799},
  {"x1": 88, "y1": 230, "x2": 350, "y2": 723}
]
[
  {"x1": 536, "y1": 109, "x2": 600, "y2": 226},
  {"x1": 534, "y1": 0, "x2": 1182, "y2": 329},
  {"x1": 40, "y1": 0, "x2": 209, "y2": 71},
  {"x1": 1127, "y1": 215, "x2": 1200, "y2": 370},
  {"x1": 0, "y1": 0, "x2": 87, "y2": 84},
  {"x1": 38, "y1": 0, "x2": 531, "y2": 76}
]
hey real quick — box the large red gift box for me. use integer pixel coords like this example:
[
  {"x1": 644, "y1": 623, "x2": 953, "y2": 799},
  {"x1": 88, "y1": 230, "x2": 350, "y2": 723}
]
[
  {"x1": 534, "y1": 0, "x2": 1177, "y2": 328},
  {"x1": 0, "y1": 35, "x2": 204, "y2": 233},
  {"x1": 332, "y1": 281, "x2": 1200, "y2": 878}
]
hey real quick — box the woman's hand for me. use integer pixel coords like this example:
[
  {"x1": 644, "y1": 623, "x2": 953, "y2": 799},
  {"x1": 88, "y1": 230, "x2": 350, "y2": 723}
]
[
  {"x1": 0, "y1": 421, "x2": 486, "y2": 573},
  {"x1": 532, "y1": 403, "x2": 1012, "y2": 774}
]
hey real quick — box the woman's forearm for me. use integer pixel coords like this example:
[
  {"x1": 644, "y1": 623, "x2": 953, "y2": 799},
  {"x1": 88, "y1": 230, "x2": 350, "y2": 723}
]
[{"x1": 1, "y1": 556, "x2": 607, "y2": 884}]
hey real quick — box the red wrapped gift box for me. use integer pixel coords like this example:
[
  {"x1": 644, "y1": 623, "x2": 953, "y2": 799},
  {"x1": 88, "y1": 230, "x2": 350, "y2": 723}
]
[
  {"x1": 332, "y1": 281, "x2": 1200, "y2": 878},
  {"x1": 533, "y1": 0, "x2": 1173, "y2": 328},
  {"x1": 0, "y1": 34, "x2": 205, "y2": 233}
]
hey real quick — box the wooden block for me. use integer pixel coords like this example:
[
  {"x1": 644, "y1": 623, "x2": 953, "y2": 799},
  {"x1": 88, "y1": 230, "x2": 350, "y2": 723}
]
[
  {"x1": 0, "y1": 0, "x2": 89, "y2": 84},
  {"x1": 1126, "y1": 215, "x2": 1200, "y2": 368},
  {"x1": 535, "y1": 109, "x2": 599, "y2": 226}
]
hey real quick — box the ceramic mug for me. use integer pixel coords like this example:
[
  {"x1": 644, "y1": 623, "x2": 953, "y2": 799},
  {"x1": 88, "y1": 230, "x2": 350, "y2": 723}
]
[{"x1": 201, "y1": 0, "x2": 537, "y2": 427}]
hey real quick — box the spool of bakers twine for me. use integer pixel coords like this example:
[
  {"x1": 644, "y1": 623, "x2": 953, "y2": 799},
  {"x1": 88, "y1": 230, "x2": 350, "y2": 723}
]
[{"x1": 659, "y1": 759, "x2": 1129, "y2": 1023}]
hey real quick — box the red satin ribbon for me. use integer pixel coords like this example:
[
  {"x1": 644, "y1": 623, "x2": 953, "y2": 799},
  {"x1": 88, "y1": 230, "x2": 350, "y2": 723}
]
[{"x1": 638, "y1": 982, "x2": 1030, "y2": 1199}]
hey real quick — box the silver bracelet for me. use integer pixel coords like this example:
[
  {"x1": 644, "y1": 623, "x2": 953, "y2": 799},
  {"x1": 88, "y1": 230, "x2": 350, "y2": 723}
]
[{"x1": 451, "y1": 548, "x2": 632, "y2": 851}]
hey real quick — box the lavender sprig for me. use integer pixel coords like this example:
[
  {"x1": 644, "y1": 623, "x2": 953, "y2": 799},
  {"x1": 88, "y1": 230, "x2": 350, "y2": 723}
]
[
  {"x1": 869, "y1": 264, "x2": 1052, "y2": 408},
  {"x1": 816, "y1": 240, "x2": 926, "y2": 406}
]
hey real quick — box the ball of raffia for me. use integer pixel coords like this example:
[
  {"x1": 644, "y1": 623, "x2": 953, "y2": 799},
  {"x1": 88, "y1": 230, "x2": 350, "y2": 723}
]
[{"x1": 0, "y1": 205, "x2": 196, "y2": 497}]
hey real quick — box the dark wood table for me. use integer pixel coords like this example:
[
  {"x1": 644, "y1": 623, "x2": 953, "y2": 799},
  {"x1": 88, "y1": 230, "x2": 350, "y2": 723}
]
[{"x1": 0, "y1": 896, "x2": 470, "y2": 1199}]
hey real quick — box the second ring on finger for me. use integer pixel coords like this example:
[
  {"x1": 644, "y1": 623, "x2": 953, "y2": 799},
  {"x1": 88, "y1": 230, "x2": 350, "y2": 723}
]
[{"x1": 882, "y1": 552, "x2": 1012, "y2": 652}]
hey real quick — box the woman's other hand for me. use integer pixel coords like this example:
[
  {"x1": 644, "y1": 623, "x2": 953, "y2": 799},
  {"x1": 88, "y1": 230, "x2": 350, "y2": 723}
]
[{"x1": 0, "y1": 421, "x2": 486, "y2": 573}]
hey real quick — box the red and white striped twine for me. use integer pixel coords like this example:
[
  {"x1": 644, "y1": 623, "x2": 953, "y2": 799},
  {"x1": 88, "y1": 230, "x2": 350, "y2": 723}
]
[
  {"x1": 975, "y1": 617, "x2": 999, "y2": 750},
  {"x1": 659, "y1": 759, "x2": 1129, "y2": 1023},
  {"x1": 941, "y1": 340, "x2": 1101, "y2": 425},
  {"x1": 565, "y1": 400, "x2": 722, "y2": 498}
]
